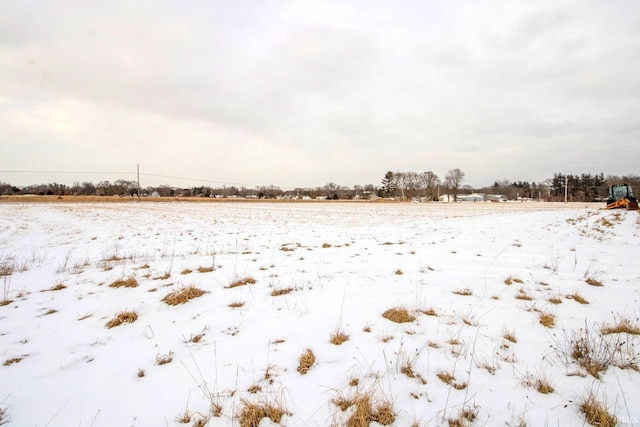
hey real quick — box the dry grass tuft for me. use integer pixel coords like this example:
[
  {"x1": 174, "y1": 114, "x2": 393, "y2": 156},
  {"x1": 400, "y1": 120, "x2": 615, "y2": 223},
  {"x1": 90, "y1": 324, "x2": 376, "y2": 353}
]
[
  {"x1": 539, "y1": 312, "x2": 555, "y2": 328},
  {"x1": 228, "y1": 301, "x2": 245, "y2": 308},
  {"x1": 394, "y1": 269, "x2": 403, "y2": 275},
  {"x1": 601, "y1": 317, "x2": 640, "y2": 335},
  {"x1": 43, "y1": 283, "x2": 67, "y2": 292},
  {"x1": 226, "y1": 276, "x2": 256, "y2": 289},
  {"x1": 297, "y1": 348, "x2": 315, "y2": 374},
  {"x1": 504, "y1": 276, "x2": 523, "y2": 285},
  {"x1": 585, "y1": 277, "x2": 603, "y2": 287},
  {"x1": 567, "y1": 292, "x2": 589, "y2": 304},
  {"x1": 237, "y1": 399, "x2": 287, "y2": 427},
  {"x1": 448, "y1": 406, "x2": 478, "y2": 427},
  {"x1": 186, "y1": 329, "x2": 206, "y2": 343},
  {"x1": 137, "y1": 368, "x2": 145, "y2": 377},
  {"x1": 106, "y1": 310, "x2": 138, "y2": 328},
  {"x1": 515, "y1": 289, "x2": 533, "y2": 301},
  {"x1": 180, "y1": 268, "x2": 192, "y2": 275},
  {"x1": 155, "y1": 351, "x2": 174, "y2": 365},
  {"x1": 330, "y1": 328, "x2": 350, "y2": 345},
  {"x1": 503, "y1": 329, "x2": 517, "y2": 343},
  {"x1": 197, "y1": 266, "x2": 214, "y2": 273},
  {"x1": 437, "y1": 371, "x2": 467, "y2": 390},
  {"x1": 535, "y1": 377, "x2": 554, "y2": 394},
  {"x1": 579, "y1": 391, "x2": 617, "y2": 427},
  {"x1": 0, "y1": 407, "x2": 7, "y2": 425},
  {"x1": 548, "y1": 296, "x2": 562, "y2": 305},
  {"x1": 452, "y1": 288, "x2": 473, "y2": 296},
  {"x1": 333, "y1": 392, "x2": 395, "y2": 427},
  {"x1": 322, "y1": 243, "x2": 332, "y2": 248},
  {"x1": 162, "y1": 285, "x2": 206, "y2": 305},
  {"x1": 419, "y1": 307, "x2": 438, "y2": 316},
  {"x1": 109, "y1": 276, "x2": 138, "y2": 288},
  {"x1": 382, "y1": 307, "x2": 415, "y2": 323},
  {"x1": 247, "y1": 384, "x2": 262, "y2": 394},
  {"x1": 271, "y1": 287, "x2": 294, "y2": 296},
  {"x1": 3, "y1": 357, "x2": 23, "y2": 366}
]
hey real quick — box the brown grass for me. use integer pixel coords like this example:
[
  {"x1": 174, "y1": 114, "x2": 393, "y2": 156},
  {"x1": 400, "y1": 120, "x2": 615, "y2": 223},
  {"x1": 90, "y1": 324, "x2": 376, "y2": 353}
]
[
  {"x1": 297, "y1": 348, "x2": 315, "y2": 374},
  {"x1": 535, "y1": 377, "x2": 554, "y2": 394},
  {"x1": 515, "y1": 289, "x2": 533, "y2": 301},
  {"x1": 155, "y1": 351, "x2": 174, "y2": 365},
  {"x1": 43, "y1": 308, "x2": 58, "y2": 316},
  {"x1": 226, "y1": 276, "x2": 256, "y2": 288},
  {"x1": 504, "y1": 276, "x2": 523, "y2": 285},
  {"x1": 382, "y1": 307, "x2": 415, "y2": 323},
  {"x1": 539, "y1": 312, "x2": 555, "y2": 328},
  {"x1": 330, "y1": 328, "x2": 350, "y2": 345},
  {"x1": 585, "y1": 277, "x2": 603, "y2": 287},
  {"x1": 448, "y1": 406, "x2": 478, "y2": 427},
  {"x1": 333, "y1": 393, "x2": 395, "y2": 427},
  {"x1": 452, "y1": 288, "x2": 472, "y2": 296},
  {"x1": 579, "y1": 391, "x2": 617, "y2": 427},
  {"x1": 3, "y1": 357, "x2": 23, "y2": 366},
  {"x1": 186, "y1": 330, "x2": 206, "y2": 343},
  {"x1": 137, "y1": 368, "x2": 145, "y2": 378},
  {"x1": 322, "y1": 243, "x2": 332, "y2": 248},
  {"x1": 270, "y1": 287, "x2": 294, "y2": 296},
  {"x1": 601, "y1": 317, "x2": 640, "y2": 335},
  {"x1": 437, "y1": 371, "x2": 467, "y2": 390},
  {"x1": 503, "y1": 329, "x2": 517, "y2": 343},
  {"x1": 162, "y1": 285, "x2": 206, "y2": 305},
  {"x1": 197, "y1": 266, "x2": 214, "y2": 273},
  {"x1": 109, "y1": 276, "x2": 138, "y2": 288},
  {"x1": 228, "y1": 301, "x2": 245, "y2": 308},
  {"x1": 419, "y1": 307, "x2": 438, "y2": 316},
  {"x1": 43, "y1": 283, "x2": 67, "y2": 292},
  {"x1": 568, "y1": 292, "x2": 589, "y2": 304},
  {"x1": 237, "y1": 399, "x2": 287, "y2": 427},
  {"x1": 106, "y1": 310, "x2": 138, "y2": 328},
  {"x1": 247, "y1": 384, "x2": 262, "y2": 394},
  {"x1": 548, "y1": 296, "x2": 562, "y2": 304}
]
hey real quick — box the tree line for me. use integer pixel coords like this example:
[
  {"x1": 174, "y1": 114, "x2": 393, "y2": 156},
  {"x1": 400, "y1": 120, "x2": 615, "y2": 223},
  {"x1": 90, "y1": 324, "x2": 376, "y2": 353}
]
[{"x1": 1, "y1": 172, "x2": 638, "y2": 201}]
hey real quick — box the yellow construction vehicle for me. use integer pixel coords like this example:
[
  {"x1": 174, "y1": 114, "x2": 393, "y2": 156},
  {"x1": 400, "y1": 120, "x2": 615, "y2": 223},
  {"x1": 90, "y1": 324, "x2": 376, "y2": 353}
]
[{"x1": 605, "y1": 184, "x2": 638, "y2": 210}]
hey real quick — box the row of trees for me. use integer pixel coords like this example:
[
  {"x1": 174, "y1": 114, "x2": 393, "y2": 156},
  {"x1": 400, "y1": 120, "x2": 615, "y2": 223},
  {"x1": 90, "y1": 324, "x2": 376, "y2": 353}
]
[
  {"x1": 379, "y1": 169, "x2": 464, "y2": 201},
  {"x1": 1, "y1": 172, "x2": 638, "y2": 202}
]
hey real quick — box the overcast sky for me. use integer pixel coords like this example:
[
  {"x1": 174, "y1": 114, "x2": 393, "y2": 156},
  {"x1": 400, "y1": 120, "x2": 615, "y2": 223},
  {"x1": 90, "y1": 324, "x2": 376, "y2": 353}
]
[{"x1": 1, "y1": 0, "x2": 639, "y2": 189}]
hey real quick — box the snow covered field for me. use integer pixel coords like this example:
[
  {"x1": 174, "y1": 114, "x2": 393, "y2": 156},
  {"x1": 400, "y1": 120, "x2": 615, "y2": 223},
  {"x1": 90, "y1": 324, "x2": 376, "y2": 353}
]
[{"x1": 1, "y1": 201, "x2": 639, "y2": 426}]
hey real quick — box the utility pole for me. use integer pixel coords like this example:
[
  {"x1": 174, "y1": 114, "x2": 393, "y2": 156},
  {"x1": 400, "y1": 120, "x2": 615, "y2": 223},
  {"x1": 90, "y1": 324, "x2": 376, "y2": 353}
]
[
  {"x1": 137, "y1": 164, "x2": 141, "y2": 202},
  {"x1": 564, "y1": 175, "x2": 568, "y2": 204}
]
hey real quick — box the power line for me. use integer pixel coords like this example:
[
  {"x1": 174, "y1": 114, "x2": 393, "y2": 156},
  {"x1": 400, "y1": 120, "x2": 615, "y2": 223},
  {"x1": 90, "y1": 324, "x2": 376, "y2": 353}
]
[
  {"x1": 0, "y1": 170, "x2": 135, "y2": 175},
  {"x1": 0, "y1": 169, "x2": 282, "y2": 189},
  {"x1": 140, "y1": 172, "x2": 263, "y2": 188}
]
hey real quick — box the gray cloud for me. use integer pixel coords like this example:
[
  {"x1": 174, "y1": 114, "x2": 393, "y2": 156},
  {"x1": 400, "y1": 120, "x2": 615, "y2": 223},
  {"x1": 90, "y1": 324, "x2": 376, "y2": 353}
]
[{"x1": 1, "y1": 0, "x2": 639, "y2": 189}]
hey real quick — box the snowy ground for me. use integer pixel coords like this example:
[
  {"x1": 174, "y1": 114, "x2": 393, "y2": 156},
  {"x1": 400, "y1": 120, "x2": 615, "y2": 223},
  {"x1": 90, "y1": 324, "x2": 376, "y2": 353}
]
[{"x1": 0, "y1": 201, "x2": 639, "y2": 427}]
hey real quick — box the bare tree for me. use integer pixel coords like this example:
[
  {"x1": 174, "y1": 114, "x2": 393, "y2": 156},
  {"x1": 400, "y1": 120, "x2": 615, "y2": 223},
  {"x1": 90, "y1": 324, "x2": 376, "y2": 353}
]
[
  {"x1": 420, "y1": 171, "x2": 440, "y2": 201},
  {"x1": 444, "y1": 168, "x2": 465, "y2": 202}
]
